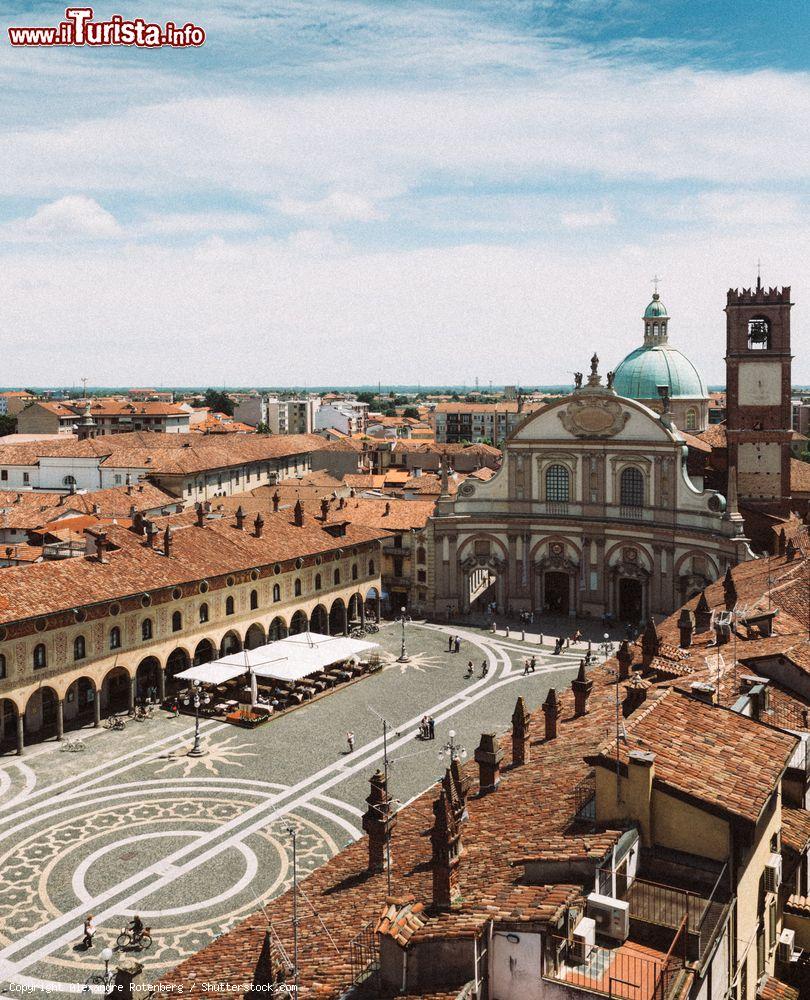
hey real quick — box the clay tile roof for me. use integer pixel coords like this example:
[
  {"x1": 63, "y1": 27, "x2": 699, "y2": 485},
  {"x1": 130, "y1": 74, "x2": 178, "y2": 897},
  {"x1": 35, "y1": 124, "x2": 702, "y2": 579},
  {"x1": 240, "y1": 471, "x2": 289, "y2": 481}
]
[
  {"x1": 783, "y1": 895, "x2": 810, "y2": 917},
  {"x1": 791, "y1": 458, "x2": 810, "y2": 493},
  {"x1": 593, "y1": 688, "x2": 797, "y2": 824},
  {"x1": 695, "y1": 423, "x2": 727, "y2": 449},
  {"x1": 374, "y1": 900, "x2": 428, "y2": 947},
  {"x1": 781, "y1": 806, "x2": 810, "y2": 855},
  {"x1": 758, "y1": 977, "x2": 800, "y2": 1000}
]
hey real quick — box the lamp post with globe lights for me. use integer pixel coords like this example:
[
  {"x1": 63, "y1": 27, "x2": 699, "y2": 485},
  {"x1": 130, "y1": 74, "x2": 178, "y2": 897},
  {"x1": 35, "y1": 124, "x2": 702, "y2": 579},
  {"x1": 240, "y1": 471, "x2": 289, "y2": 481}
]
[
  {"x1": 100, "y1": 947, "x2": 114, "y2": 995},
  {"x1": 438, "y1": 729, "x2": 467, "y2": 766},
  {"x1": 183, "y1": 680, "x2": 210, "y2": 757},
  {"x1": 396, "y1": 606, "x2": 411, "y2": 663}
]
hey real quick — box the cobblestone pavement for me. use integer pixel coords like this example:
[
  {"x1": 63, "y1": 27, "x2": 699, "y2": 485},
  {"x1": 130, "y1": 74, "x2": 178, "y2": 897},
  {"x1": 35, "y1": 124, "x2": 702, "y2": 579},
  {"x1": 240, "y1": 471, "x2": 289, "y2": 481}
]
[{"x1": 0, "y1": 619, "x2": 602, "y2": 997}]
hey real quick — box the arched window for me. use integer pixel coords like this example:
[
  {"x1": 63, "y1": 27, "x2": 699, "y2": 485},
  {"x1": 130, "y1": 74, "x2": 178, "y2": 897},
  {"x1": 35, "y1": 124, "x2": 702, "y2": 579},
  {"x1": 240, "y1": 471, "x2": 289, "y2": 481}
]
[
  {"x1": 685, "y1": 408, "x2": 697, "y2": 431},
  {"x1": 620, "y1": 467, "x2": 644, "y2": 508},
  {"x1": 294, "y1": 578, "x2": 302, "y2": 597},
  {"x1": 351, "y1": 563, "x2": 358, "y2": 581},
  {"x1": 199, "y1": 603, "x2": 209, "y2": 623},
  {"x1": 33, "y1": 644, "x2": 47, "y2": 670},
  {"x1": 0, "y1": 653, "x2": 5, "y2": 679},
  {"x1": 225, "y1": 596, "x2": 235, "y2": 616},
  {"x1": 272, "y1": 584, "x2": 281, "y2": 603},
  {"x1": 747, "y1": 316, "x2": 771, "y2": 350},
  {"x1": 172, "y1": 611, "x2": 182, "y2": 632},
  {"x1": 141, "y1": 618, "x2": 153, "y2": 641},
  {"x1": 368, "y1": 559, "x2": 375, "y2": 576},
  {"x1": 333, "y1": 568, "x2": 341, "y2": 586},
  {"x1": 73, "y1": 635, "x2": 86, "y2": 661},
  {"x1": 653, "y1": 323, "x2": 659, "y2": 339},
  {"x1": 109, "y1": 626, "x2": 121, "y2": 650},
  {"x1": 416, "y1": 547, "x2": 426, "y2": 564},
  {"x1": 315, "y1": 573, "x2": 322, "y2": 591},
  {"x1": 250, "y1": 589, "x2": 259, "y2": 610},
  {"x1": 545, "y1": 464, "x2": 570, "y2": 502},
  {"x1": 63, "y1": 475, "x2": 76, "y2": 487}
]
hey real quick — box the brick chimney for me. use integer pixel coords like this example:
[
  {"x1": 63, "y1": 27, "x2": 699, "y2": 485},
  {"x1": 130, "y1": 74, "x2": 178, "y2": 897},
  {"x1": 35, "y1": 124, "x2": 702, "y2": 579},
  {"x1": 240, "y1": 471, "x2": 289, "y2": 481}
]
[
  {"x1": 145, "y1": 520, "x2": 157, "y2": 548},
  {"x1": 616, "y1": 640, "x2": 633, "y2": 680},
  {"x1": 542, "y1": 688, "x2": 562, "y2": 741},
  {"x1": 254, "y1": 513, "x2": 264, "y2": 538},
  {"x1": 94, "y1": 530, "x2": 108, "y2": 564},
  {"x1": 133, "y1": 511, "x2": 146, "y2": 536},
  {"x1": 431, "y1": 788, "x2": 461, "y2": 911},
  {"x1": 361, "y1": 769, "x2": 397, "y2": 874},
  {"x1": 474, "y1": 733, "x2": 503, "y2": 795},
  {"x1": 320, "y1": 498, "x2": 329, "y2": 521},
  {"x1": 384, "y1": 502, "x2": 391, "y2": 516},
  {"x1": 722, "y1": 565, "x2": 737, "y2": 610},
  {"x1": 163, "y1": 526, "x2": 172, "y2": 557},
  {"x1": 511, "y1": 696, "x2": 531, "y2": 765},
  {"x1": 626, "y1": 750, "x2": 655, "y2": 846},
  {"x1": 777, "y1": 529, "x2": 786, "y2": 556},
  {"x1": 272, "y1": 491, "x2": 280, "y2": 512},
  {"x1": 694, "y1": 590, "x2": 712, "y2": 632},
  {"x1": 339, "y1": 496, "x2": 346, "y2": 510},
  {"x1": 571, "y1": 659, "x2": 593, "y2": 716},
  {"x1": 235, "y1": 506, "x2": 245, "y2": 531},
  {"x1": 195, "y1": 502, "x2": 204, "y2": 528},
  {"x1": 623, "y1": 673, "x2": 650, "y2": 716},
  {"x1": 125, "y1": 472, "x2": 133, "y2": 495},
  {"x1": 640, "y1": 618, "x2": 661, "y2": 668},
  {"x1": 129, "y1": 504, "x2": 137, "y2": 521},
  {"x1": 690, "y1": 681, "x2": 717, "y2": 705},
  {"x1": 786, "y1": 538, "x2": 798, "y2": 562},
  {"x1": 293, "y1": 499, "x2": 304, "y2": 527},
  {"x1": 677, "y1": 608, "x2": 694, "y2": 648},
  {"x1": 448, "y1": 757, "x2": 471, "y2": 823}
]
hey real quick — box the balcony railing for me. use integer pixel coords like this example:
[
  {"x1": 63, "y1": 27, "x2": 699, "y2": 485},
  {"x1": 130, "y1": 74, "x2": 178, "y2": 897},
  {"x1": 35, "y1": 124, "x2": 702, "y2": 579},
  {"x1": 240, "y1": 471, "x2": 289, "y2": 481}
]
[
  {"x1": 545, "y1": 937, "x2": 664, "y2": 1000},
  {"x1": 619, "y1": 505, "x2": 644, "y2": 521},
  {"x1": 545, "y1": 500, "x2": 570, "y2": 516}
]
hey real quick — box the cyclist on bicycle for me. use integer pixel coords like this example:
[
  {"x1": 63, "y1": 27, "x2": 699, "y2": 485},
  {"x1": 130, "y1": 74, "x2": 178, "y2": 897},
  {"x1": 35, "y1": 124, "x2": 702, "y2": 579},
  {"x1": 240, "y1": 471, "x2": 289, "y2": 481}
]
[{"x1": 130, "y1": 915, "x2": 144, "y2": 943}]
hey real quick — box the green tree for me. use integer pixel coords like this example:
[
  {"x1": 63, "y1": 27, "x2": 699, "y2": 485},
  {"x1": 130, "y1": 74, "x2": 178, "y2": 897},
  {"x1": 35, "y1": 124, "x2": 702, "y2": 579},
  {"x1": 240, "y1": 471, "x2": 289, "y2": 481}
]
[
  {"x1": 0, "y1": 415, "x2": 17, "y2": 436},
  {"x1": 402, "y1": 407, "x2": 420, "y2": 419},
  {"x1": 256, "y1": 422, "x2": 271, "y2": 435},
  {"x1": 356, "y1": 391, "x2": 376, "y2": 405},
  {"x1": 203, "y1": 389, "x2": 235, "y2": 416}
]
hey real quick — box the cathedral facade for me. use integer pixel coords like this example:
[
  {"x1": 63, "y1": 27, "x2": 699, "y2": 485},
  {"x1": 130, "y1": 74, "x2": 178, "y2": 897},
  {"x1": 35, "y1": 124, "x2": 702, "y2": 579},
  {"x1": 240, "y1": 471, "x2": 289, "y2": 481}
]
[{"x1": 424, "y1": 350, "x2": 750, "y2": 624}]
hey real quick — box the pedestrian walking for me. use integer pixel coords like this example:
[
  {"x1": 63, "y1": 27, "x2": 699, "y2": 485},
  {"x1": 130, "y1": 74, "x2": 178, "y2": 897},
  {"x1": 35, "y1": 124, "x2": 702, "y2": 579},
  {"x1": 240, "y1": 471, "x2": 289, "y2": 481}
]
[
  {"x1": 505, "y1": 625, "x2": 510, "y2": 639},
  {"x1": 428, "y1": 716, "x2": 435, "y2": 740},
  {"x1": 82, "y1": 914, "x2": 96, "y2": 950},
  {"x1": 454, "y1": 636, "x2": 461, "y2": 654},
  {"x1": 522, "y1": 658, "x2": 530, "y2": 676},
  {"x1": 346, "y1": 731, "x2": 355, "y2": 753},
  {"x1": 419, "y1": 716, "x2": 429, "y2": 739},
  {"x1": 530, "y1": 655, "x2": 537, "y2": 673},
  {"x1": 491, "y1": 620, "x2": 497, "y2": 634},
  {"x1": 465, "y1": 660, "x2": 474, "y2": 678},
  {"x1": 521, "y1": 628, "x2": 525, "y2": 642},
  {"x1": 481, "y1": 660, "x2": 488, "y2": 677},
  {"x1": 448, "y1": 634, "x2": 454, "y2": 652}
]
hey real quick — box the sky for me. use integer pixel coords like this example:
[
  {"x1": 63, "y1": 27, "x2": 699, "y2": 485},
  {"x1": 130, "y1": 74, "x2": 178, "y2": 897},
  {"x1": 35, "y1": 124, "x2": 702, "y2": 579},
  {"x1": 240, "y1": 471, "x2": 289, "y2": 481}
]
[{"x1": 0, "y1": 0, "x2": 808, "y2": 387}]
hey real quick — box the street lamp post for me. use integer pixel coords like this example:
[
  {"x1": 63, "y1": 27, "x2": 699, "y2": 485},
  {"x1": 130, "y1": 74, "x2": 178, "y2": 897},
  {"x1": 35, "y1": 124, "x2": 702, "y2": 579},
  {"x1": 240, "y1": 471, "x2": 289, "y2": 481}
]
[
  {"x1": 183, "y1": 680, "x2": 210, "y2": 757},
  {"x1": 396, "y1": 607, "x2": 410, "y2": 663},
  {"x1": 599, "y1": 631, "x2": 620, "y2": 803},
  {"x1": 438, "y1": 729, "x2": 467, "y2": 765},
  {"x1": 100, "y1": 947, "x2": 114, "y2": 995}
]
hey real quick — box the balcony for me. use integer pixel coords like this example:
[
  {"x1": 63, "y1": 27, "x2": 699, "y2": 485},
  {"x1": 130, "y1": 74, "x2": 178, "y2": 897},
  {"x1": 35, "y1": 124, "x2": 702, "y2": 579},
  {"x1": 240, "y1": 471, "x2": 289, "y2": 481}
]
[{"x1": 545, "y1": 500, "x2": 570, "y2": 516}]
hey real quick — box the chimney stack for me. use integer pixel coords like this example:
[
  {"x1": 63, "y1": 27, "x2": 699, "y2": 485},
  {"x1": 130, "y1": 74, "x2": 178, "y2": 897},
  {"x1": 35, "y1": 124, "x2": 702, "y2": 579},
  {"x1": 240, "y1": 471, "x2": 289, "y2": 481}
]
[
  {"x1": 431, "y1": 788, "x2": 461, "y2": 911},
  {"x1": 384, "y1": 502, "x2": 391, "y2": 516},
  {"x1": 623, "y1": 673, "x2": 650, "y2": 716},
  {"x1": 235, "y1": 506, "x2": 245, "y2": 531},
  {"x1": 126, "y1": 473, "x2": 133, "y2": 495},
  {"x1": 254, "y1": 513, "x2": 264, "y2": 538},
  {"x1": 694, "y1": 590, "x2": 712, "y2": 632},
  {"x1": 786, "y1": 538, "x2": 798, "y2": 562},
  {"x1": 163, "y1": 525, "x2": 172, "y2": 557},
  {"x1": 361, "y1": 769, "x2": 397, "y2": 874},
  {"x1": 320, "y1": 498, "x2": 329, "y2": 521},
  {"x1": 542, "y1": 688, "x2": 562, "y2": 741},
  {"x1": 777, "y1": 529, "x2": 786, "y2": 555},
  {"x1": 293, "y1": 499, "x2": 304, "y2": 527},
  {"x1": 511, "y1": 697, "x2": 531, "y2": 765},
  {"x1": 677, "y1": 608, "x2": 694, "y2": 648},
  {"x1": 133, "y1": 510, "x2": 146, "y2": 536},
  {"x1": 94, "y1": 531, "x2": 108, "y2": 564},
  {"x1": 145, "y1": 520, "x2": 157, "y2": 548},
  {"x1": 474, "y1": 733, "x2": 503, "y2": 795},
  {"x1": 195, "y1": 502, "x2": 204, "y2": 528},
  {"x1": 572, "y1": 660, "x2": 593, "y2": 716},
  {"x1": 690, "y1": 681, "x2": 718, "y2": 705},
  {"x1": 616, "y1": 640, "x2": 634, "y2": 680},
  {"x1": 449, "y1": 757, "x2": 471, "y2": 824},
  {"x1": 271, "y1": 491, "x2": 280, "y2": 512},
  {"x1": 722, "y1": 565, "x2": 737, "y2": 610},
  {"x1": 640, "y1": 618, "x2": 661, "y2": 668}
]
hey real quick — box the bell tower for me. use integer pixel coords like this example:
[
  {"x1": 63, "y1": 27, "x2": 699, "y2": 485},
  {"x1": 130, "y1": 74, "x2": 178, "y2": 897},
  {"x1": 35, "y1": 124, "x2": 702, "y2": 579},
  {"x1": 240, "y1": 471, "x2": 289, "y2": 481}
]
[{"x1": 724, "y1": 276, "x2": 792, "y2": 506}]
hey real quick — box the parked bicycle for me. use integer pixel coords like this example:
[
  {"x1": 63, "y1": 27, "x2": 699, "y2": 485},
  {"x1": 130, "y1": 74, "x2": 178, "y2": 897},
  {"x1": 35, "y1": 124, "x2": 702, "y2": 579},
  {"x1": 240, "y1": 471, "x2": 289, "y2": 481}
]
[
  {"x1": 364, "y1": 623, "x2": 380, "y2": 634},
  {"x1": 116, "y1": 925, "x2": 152, "y2": 950},
  {"x1": 104, "y1": 715, "x2": 126, "y2": 731},
  {"x1": 60, "y1": 737, "x2": 86, "y2": 752},
  {"x1": 129, "y1": 705, "x2": 154, "y2": 722}
]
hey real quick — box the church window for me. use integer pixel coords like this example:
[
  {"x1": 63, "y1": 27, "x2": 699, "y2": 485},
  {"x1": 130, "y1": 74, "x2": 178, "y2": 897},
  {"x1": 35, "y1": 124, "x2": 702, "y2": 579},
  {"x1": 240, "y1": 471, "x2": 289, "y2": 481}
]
[
  {"x1": 620, "y1": 467, "x2": 644, "y2": 508},
  {"x1": 747, "y1": 316, "x2": 771, "y2": 350},
  {"x1": 685, "y1": 408, "x2": 697, "y2": 431},
  {"x1": 545, "y1": 464, "x2": 570, "y2": 502}
]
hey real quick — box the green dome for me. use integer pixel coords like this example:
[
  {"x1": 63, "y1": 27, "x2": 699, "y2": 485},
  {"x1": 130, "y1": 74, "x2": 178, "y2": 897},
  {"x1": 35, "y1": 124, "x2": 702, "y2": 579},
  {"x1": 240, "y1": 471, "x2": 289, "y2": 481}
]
[
  {"x1": 613, "y1": 344, "x2": 708, "y2": 400},
  {"x1": 643, "y1": 293, "x2": 668, "y2": 318}
]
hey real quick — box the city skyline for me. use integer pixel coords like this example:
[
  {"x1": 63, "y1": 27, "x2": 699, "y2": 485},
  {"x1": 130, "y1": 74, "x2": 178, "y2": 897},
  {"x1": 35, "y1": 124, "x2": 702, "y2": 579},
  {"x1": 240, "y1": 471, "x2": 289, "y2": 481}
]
[{"x1": 1, "y1": 1, "x2": 808, "y2": 383}]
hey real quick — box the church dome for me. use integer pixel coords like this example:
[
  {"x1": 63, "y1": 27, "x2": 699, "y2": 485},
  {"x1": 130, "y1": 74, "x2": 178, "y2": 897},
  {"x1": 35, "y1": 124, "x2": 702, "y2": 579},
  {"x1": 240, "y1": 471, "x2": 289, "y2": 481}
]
[
  {"x1": 613, "y1": 343, "x2": 708, "y2": 400},
  {"x1": 643, "y1": 293, "x2": 668, "y2": 318}
]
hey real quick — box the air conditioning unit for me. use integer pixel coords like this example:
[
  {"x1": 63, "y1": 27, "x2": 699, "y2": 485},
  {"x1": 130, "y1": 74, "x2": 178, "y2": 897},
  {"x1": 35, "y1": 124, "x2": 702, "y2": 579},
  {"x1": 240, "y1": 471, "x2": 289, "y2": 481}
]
[
  {"x1": 572, "y1": 917, "x2": 596, "y2": 963},
  {"x1": 778, "y1": 928, "x2": 795, "y2": 964},
  {"x1": 586, "y1": 892, "x2": 630, "y2": 941},
  {"x1": 765, "y1": 853, "x2": 782, "y2": 894}
]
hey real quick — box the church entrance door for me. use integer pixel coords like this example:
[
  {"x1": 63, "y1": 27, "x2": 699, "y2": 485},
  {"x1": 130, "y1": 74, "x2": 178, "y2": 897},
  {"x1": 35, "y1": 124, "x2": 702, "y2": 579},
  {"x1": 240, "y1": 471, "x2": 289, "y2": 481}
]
[
  {"x1": 619, "y1": 578, "x2": 643, "y2": 623},
  {"x1": 544, "y1": 572, "x2": 570, "y2": 616}
]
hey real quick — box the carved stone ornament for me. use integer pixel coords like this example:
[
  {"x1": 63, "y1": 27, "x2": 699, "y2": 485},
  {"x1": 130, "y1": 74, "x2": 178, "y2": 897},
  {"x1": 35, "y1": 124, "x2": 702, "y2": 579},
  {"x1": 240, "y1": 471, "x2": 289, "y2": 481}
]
[
  {"x1": 458, "y1": 482, "x2": 476, "y2": 498},
  {"x1": 623, "y1": 546, "x2": 638, "y2": 564},
  {"x1": 558, "y1": 398, "x2": 630, "y2": 438}
]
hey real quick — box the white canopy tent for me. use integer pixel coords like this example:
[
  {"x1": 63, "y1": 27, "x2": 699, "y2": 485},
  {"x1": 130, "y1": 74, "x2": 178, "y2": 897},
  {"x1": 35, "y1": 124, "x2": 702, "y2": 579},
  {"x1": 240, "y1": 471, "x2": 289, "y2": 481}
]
[{"x1": 175, "y1": 632, "x2": 379, "y2": 702}]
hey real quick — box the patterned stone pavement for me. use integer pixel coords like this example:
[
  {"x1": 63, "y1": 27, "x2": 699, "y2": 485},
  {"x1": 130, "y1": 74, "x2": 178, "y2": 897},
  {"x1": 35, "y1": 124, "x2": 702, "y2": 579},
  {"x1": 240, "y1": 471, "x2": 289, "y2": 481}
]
[{"x1": 0, "y1": 619, "x2": 597, "y2": 997}]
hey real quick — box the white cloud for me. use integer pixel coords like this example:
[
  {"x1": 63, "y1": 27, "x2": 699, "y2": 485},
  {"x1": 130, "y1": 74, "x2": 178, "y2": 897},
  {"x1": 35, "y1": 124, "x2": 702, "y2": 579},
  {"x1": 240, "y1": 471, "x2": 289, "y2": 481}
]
[
  {"x1": 560, "y1": 204, "x2": 617, "y2": 229},
  {"x1": 1, "y1": 196, "x2": 121, "y2": 242},
  {"x1": 271, "y1": 191, "x2": 384, "y2": 223},
  {"x1": 138, "y1": 212, "x2": 263, "y2": 237}
]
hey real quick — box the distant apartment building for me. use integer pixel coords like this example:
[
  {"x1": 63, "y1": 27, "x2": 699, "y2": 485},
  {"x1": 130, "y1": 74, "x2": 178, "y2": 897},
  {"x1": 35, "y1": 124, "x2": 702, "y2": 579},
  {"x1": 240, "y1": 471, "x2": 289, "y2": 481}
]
[
  {"x1": 128, "y1": 388, "x2": 174, "y2": 402},
  {"x1": 18, "y1": 400, "x2": 190, "y2": 436},
  {"x1": 433, "y1": 401, "x2": 544, "y2": 444},
  {"x1": 0, "y1": 391, "x2": 36, "y2": 417},
  {"x1": 314, "y1": 401, "x2": 369, "y2": 436},
  {"x1": 791, "y1": 397, "x2": 810, "y2": 437},
  {"x1": 234, "y1": 396, "x2": 320, "y2": 434}
]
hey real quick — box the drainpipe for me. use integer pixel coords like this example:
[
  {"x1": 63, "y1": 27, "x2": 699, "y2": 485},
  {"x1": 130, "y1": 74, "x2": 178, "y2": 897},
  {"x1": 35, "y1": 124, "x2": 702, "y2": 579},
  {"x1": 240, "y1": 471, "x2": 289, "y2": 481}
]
[{"x1": 401, "y1": 947, "x2": 408, "y2": 994}]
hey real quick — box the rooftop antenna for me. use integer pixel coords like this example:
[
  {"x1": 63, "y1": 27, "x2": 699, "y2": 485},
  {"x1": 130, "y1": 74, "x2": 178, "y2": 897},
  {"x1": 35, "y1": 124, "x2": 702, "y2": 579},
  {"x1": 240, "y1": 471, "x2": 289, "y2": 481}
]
[{"x1": 285, "y1": 823, "x2": 299, "y2": 992}]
